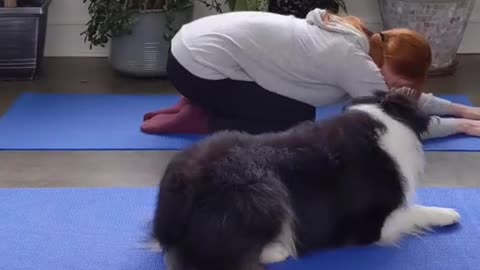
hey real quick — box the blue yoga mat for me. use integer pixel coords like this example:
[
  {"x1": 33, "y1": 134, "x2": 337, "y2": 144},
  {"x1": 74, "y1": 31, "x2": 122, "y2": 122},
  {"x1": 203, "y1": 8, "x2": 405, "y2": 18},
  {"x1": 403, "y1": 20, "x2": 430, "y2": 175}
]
[
  {"x1": 0, "y1": 92, "x2": 477, "y2": 151},
  {"x1": 0, "y1": 187, "x2": 478, "y2": 270}
]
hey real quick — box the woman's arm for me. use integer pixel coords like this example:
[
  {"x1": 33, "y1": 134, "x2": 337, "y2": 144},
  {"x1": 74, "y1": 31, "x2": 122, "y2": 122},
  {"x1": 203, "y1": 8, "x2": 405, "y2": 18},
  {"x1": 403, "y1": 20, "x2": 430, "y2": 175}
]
[
  {"x1": 419, "y1": 92, "x2": 480, "y2": 120},
  {"x1": 449, "y1": 103, "x2": 480, "y2": 120},
  {"x1": 423, "y1": 116, "x2": 480, "y2": 139},
  {"x1": 421, "y1": 116, "x2": 459, "y2": 140},
  {"x1": 415, "y1": 94, "x2": 480, "y2": 139},
  {"x1": 338, "y1": 44, "x2": 476, "y2": 116},
  {"x1": 418, "y1": 93, "x2": 453, "y2": 116}
]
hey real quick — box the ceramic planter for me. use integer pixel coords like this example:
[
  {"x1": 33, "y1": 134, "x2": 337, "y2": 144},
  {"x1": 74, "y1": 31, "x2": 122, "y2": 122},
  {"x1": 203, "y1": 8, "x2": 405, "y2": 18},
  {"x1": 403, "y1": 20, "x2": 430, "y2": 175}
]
[{"x1": 109, "y1": 6, "x2": 193, "y2": 77}]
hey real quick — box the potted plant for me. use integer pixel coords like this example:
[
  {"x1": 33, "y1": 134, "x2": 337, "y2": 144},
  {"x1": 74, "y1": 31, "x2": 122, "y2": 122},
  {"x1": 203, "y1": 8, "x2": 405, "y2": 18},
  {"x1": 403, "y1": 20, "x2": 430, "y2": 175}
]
[
  {"x1": 378, "y1": 0, "x2": 476, "y2": 76},
  {"x1": 0, "y1": 0, "x2": 52, "y2": 80},
  {"x1": 268, "y1": 0, "x2": 347, "y2": 18},
  {"x1": 82, "y1": 0, "x2": 223, "y2": 77}
]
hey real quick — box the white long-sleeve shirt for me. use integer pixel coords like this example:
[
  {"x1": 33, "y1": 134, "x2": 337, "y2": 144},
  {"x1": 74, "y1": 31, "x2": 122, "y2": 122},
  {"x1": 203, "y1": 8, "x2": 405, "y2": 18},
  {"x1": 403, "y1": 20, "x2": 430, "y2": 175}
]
[{"x1": 171, "y1": 9, "x2": 459, "y2": 139}]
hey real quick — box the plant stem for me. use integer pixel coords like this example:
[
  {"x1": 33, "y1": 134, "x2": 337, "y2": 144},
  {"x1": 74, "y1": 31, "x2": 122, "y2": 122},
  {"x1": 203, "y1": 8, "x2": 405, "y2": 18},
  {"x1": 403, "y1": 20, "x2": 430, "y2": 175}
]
[{"x1": 197, "y1": 0, "x2": 223, "y2": 13}]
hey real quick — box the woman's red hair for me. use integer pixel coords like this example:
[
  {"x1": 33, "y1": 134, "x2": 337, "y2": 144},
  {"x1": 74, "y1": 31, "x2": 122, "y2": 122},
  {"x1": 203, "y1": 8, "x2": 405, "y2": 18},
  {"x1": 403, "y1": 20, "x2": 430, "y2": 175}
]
[
  {"x1": 326, "y1": 13, "x2": 432, "y2": 91},
  {"x1": 381, "y1": 29, "x2": 432, "y2": 91}
]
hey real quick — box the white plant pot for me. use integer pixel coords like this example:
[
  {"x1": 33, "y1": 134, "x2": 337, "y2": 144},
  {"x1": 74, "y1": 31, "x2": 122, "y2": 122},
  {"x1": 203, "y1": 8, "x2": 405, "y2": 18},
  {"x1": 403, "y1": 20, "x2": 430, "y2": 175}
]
[{"x1": 109, "y1": 7, "x2": 193, "y2": 77}]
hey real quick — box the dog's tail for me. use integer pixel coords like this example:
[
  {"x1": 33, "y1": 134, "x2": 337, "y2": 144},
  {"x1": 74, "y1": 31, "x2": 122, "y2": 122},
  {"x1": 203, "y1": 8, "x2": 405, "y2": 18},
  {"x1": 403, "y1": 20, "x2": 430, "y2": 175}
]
[{"x1": 154, "y1": 154, "x2": 295, "y2": 270}]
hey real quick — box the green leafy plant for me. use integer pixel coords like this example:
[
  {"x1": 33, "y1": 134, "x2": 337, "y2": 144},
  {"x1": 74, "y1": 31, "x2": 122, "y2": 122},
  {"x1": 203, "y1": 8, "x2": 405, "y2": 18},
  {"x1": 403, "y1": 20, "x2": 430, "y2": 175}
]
[{"x1": 81, "y1": 0, "x2": 224, "y2": 49}]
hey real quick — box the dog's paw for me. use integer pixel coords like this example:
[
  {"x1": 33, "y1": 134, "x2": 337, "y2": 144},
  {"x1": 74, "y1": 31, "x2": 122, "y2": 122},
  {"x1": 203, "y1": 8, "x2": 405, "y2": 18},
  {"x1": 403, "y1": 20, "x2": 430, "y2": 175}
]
[
  {"x1": 260, "y1": 243, "x2": 291, "y2": 264},
  {"x1": 143, "y1": 239, "x2": 163, "y2": 253},
  {"x1": 426, "y1": 207, "x2": 461, "y2": 227}
]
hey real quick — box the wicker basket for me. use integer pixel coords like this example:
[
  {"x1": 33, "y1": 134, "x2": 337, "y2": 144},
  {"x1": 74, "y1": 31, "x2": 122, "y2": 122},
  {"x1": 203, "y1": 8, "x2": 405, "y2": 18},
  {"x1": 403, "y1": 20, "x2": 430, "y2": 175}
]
[
  {"x1": 378, "y1": 0, "x2": 475, "y2": 76},
  {"x1": 0, "y1": 0, "x2": 51, "y2": 80}
]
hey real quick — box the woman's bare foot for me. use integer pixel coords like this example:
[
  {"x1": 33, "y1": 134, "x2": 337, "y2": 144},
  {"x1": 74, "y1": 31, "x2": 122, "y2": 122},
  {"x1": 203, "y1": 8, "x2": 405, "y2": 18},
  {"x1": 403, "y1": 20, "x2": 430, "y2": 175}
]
[
  {"x1": 143, "y1": 96, "x2": 190, "y2": 121},
  {"x1": 141, "y1": 102, "x2": 210, "y2": 134}
]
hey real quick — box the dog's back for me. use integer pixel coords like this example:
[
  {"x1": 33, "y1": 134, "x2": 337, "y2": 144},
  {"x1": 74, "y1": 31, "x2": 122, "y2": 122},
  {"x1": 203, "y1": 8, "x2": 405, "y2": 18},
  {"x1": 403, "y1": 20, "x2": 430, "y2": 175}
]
[{"x1": 153, "y1": 132, "x2": 295, "y2": 270}]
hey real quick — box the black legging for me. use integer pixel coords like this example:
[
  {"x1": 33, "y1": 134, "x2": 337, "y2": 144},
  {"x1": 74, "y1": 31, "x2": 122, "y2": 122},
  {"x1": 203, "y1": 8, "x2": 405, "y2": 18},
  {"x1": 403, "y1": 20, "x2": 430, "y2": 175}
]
[{"x1": 167, "y1": 50, "x2": 315, "y2": 134}]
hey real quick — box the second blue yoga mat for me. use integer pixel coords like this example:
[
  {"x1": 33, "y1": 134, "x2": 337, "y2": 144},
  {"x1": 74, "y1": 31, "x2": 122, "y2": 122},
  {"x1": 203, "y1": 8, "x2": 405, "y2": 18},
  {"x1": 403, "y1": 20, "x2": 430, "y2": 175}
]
[
  {"x1": 0, "y1": 92, "x2": 476, "y2": 151},
  {"x1": 0, "y1": 187, "x2": 478, "y2": 270}
]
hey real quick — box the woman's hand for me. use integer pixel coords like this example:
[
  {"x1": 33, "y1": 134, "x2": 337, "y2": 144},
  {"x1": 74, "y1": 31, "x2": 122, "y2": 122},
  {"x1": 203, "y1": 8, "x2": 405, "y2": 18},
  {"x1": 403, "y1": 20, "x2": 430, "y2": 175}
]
[
  {"x1": 450, "y1": 103, "x2": 480, "y2": 120},
  {"x1": 458, "y1": 119, "x2": 480, "y2": 137}
]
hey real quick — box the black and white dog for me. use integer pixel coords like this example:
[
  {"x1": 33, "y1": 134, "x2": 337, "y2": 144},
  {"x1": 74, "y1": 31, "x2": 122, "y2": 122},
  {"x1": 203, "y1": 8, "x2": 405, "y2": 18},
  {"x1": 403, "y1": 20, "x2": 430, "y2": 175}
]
[{"x1": 152, "y1": 91, "x2": 460, "y2": 270}]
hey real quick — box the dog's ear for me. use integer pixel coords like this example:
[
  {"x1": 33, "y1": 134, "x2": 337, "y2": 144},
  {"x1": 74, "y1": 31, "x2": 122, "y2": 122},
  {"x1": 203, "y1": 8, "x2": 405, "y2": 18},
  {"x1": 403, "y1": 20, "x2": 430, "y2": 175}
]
[{"x1": 381, "y1": 89, "x2": 430, "y2": 136}]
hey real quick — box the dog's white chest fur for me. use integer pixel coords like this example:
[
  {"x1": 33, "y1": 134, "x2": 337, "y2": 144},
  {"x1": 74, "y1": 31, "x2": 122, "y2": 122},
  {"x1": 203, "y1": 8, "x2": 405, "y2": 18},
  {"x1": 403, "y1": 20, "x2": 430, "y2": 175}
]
[
  {"x1": 350, "y1": 104, "x2": 424, "y2": 204},
  {"x1": 348, "y1": 104, "x2": 458, "y2": 246}
]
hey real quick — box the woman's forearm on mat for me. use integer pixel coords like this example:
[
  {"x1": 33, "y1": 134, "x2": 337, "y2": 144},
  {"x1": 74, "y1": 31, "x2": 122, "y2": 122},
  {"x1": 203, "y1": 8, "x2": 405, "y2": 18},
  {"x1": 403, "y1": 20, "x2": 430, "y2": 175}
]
[
  {"x1": 418, "y1": 93, "x2": 454, "y2": 116},
  {"x1": 422, "y1": 116, "x2": 461, "y2": 140}
]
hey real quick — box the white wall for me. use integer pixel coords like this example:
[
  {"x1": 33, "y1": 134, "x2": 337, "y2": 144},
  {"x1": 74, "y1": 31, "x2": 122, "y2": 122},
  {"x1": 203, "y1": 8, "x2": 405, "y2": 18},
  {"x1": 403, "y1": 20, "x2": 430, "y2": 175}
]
[
  {"x1": 43, "y1": 0, "x2": 480, "y2": 57},
  {"x1": 44, "y1": 0, "x2": 107, "y2": 57}
]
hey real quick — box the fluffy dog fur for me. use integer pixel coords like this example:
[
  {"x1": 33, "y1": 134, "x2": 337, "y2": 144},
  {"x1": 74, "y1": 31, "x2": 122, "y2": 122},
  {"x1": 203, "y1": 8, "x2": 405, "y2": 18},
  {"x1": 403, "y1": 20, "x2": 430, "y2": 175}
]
[{"x1": 152, "y1": 91, "x2": 460, "y2": 270}]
